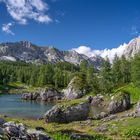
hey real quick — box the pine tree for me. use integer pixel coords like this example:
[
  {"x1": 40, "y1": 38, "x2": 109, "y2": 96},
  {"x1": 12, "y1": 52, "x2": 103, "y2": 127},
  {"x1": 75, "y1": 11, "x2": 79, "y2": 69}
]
[
  {"x1": 99, "y1": 58, "x2": 113, "y2": 94},
  {"x1": 131, "y1": 53, "x2": 140, "y2": 87},
  {"x1": 120, "y1": 55, "x2": 131, "y2": 84},
  {"x1": 111, "y1": 55, "x2": 122, "y2": 86}
]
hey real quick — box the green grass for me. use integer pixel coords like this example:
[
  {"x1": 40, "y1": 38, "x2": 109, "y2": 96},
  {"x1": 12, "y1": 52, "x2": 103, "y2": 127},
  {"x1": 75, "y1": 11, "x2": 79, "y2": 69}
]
[
  {"x1": 0, "y1": 82, "x2": 53, "y2": 94},
  {"x1": 51, "y1": 133, "x2": 71, "y2": 140},
  {"x1": 57, "y1": 98, "x2": 87, "y2": 109},
  {"x1": 114, "y1": 83, "x2": 140, "y2": 104}
]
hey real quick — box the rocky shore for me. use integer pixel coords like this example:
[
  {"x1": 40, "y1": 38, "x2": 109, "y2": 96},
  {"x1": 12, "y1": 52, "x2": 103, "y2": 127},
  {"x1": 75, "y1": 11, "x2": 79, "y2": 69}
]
[{"x1": 0, "y1": 118, "x2": 53, "y2": 140}]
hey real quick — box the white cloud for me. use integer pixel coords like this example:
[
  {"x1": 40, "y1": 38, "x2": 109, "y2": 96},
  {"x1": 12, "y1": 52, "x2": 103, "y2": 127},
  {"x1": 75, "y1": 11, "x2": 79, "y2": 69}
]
[
  {"x1": 0, "y1": 0, "x2": 52, "y2": 24},
  {"x1": 2, "y1": 22, "x2": 14, "y2": 35},
  {"x1": 72, "y1": 43, "x2": 127, "y2": 62}
]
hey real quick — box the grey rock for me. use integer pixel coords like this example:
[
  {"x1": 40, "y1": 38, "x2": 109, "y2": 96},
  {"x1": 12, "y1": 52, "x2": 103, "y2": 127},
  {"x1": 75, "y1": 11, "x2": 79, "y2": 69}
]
[
  {"x1": 0, "y1": 127, "x2": 4, "y2": 135},
  {"x1": 91, "y1": 94, "x2": 104, "y2": 105},
  {"x1": 3, "y1": 122, "x2": 26, "y2": 138},
  {"x1": 94, "y1": 124, "x2": 109, "y2": 132},
  {"x1": 135, "y1": 100, "x2": 140, "y2": 117},
  {"x1": 40, "y1": 88, "x2": 62, "y2": 101},
  {"x1": 4, "y1": 126, "x2": 20, "y2": 137},
  {"x1": 108, "y1": 92, "x2": 130, "y2": 114},
  {"x1": 129, "y1": 101, "x2": 140, "y2": 118},
  {"x1": 95, "y1": 112, "x2": 108, "y2": 120},
  {"x1": 22, "y1": 92, "x2": 40, "y2": 100},
  {"x1": 45, "y1": 102, "x2": 90, "y2": 123},
  {"x1": 0, "y1": 118, "x2": 6, "y2": 126},
  {"x1": 70, "y1": 133, "x2": 94, "y2": 139},
  {"x1": 27, "y1": 129, "x2": 52, "y2": 140},
  {"x1": 1, "y1": 121, "x2": 53, "y2": 140},
  {"x1": 22, "y1": 88, "x2": 62, "y2": 101},
  {"x1": 35, "y1": 127, "x2": 45, "y2": 131},
  {"x1": 101, "y1": 114, "x2": 117, "y2": 122},
  {"x1": 63, "y1": 77, "x2": 87, "y2": 100}
]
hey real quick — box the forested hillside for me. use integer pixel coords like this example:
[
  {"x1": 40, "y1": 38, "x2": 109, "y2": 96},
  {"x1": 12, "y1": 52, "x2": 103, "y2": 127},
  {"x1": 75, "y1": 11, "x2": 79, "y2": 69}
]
[{"x1": 0, "y1": 52, "x2": 140, "y2": 94}]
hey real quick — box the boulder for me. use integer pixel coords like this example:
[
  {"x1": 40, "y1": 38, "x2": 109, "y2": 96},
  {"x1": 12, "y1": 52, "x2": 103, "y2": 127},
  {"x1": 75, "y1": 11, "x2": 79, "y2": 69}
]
[
  {"x1": 108, "y1": 92, "x2": 130, "y2": 114},
  {"x1": 0, "y1": 121, "x2": 53, "y2": 140},
  {"x1": 63, "y1": 77, "x2": 87, "y2": 100},
  {"x1": 0, "y1": 118, "x2": 6, "y2": 126},
  {"x1": 0, "y1": 127, "x2": 4, "y2": 135},
  {"x1": 91, "y1": 94, "x2": 104, "y2": 105},
  {"x1": 94, "y1": 124, "x2": 109, "y2": 132},
  {"x1": 22, "y1": 88, "x2": 62, "y2": 101},
  {"x1": 130, "y1": 101, "x2": 140, "y2": 117},
  {"x1": 27, "y1": 129, "x2": 52, "y2": 140},
  {"x1": 22, "y1": 92, "x2": 40, "y2": 100},
  {"x1": 101, "y1": 114, "x2": 117, "y2": 122},
  {"x1": 3, "y1": 122, "x2": 26, "y2": 138},
  {"x1": 135, "y1": 101, "x2": 140, "y2": 117},
  {"x1": 94, "y1": 112, "x2": 108, "y2": 120},
  {"x1": 45, "y1": 102, "x2": 90, "y2": 123},
  {"x1": 70, "y1": 133, "x2": 95, "y2": 139},
  {"x1": 40, "y1": 88, "x2": 62, "y2": 101}
]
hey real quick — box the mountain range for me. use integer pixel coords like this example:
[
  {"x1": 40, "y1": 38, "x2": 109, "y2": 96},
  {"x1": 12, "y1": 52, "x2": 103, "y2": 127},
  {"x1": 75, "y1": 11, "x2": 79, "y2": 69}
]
[{"x1": 0, "y1": 36, "x2": 140, "y2": 66}]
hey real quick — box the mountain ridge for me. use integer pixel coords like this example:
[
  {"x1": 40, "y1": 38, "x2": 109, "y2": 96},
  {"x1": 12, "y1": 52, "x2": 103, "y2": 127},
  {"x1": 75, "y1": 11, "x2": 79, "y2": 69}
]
[{"x1": 0, "y1": 36, "x2": 140, "y2": 66}]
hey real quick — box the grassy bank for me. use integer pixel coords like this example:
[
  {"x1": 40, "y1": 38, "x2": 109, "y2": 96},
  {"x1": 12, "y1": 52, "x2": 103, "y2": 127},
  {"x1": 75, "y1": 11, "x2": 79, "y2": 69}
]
[
  {"x1": 0, "y1": 83, "x2": 140, "y2": 139},
  {"x1": 1, "y1": 110, "x2": 140, "y2": 140}
]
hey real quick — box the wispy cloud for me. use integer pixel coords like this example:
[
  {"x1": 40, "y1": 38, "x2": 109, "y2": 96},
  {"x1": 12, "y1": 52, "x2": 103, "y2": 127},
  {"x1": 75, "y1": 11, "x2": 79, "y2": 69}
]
[
  {"x1": 2, "y1": 22, "x2": 14, "y2": 35},
  {"x1": 0, "y1": 0, "x2": 52, "y2": 24},
  {"x1": 131, "y1": 25, "x2": 139, "y2": 36}
]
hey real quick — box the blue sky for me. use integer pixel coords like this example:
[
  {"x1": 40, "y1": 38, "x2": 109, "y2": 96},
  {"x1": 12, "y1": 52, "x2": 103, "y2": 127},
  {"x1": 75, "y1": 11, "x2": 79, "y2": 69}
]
[{"x1": 0, "y1": 0, "x2": 140, "y2": 50}]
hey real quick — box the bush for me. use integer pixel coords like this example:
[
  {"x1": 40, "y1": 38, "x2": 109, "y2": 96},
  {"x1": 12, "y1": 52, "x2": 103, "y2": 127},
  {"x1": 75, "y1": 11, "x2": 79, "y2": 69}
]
[{"x1": 123, "y1": 128, "x2": 140, "y2": 138}]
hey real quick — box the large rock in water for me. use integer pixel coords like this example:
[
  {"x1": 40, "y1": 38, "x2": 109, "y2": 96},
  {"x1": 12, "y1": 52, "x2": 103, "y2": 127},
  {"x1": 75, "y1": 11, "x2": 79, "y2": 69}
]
[
  {"x1": 63, "y1": 76, "x2": 87, "y2": 99},
  {"x1": 22, "y1": 88, "x2": 62, "y2": 101},
  {"x1": 108, "y1": 92, "x2": 130, "y2": 114},
  {"x1": 45, "y1": 101, "x2": 90, "y2": 123},
  {"x1": 40, "y1": 88, "x2": 62, "y2": 101}
]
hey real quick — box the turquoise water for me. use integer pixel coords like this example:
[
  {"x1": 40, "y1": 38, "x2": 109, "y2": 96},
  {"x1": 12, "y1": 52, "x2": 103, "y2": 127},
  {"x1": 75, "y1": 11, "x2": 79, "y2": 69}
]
[{"x1": 0, "y1": 94, "x2": 55, "y2": 119}]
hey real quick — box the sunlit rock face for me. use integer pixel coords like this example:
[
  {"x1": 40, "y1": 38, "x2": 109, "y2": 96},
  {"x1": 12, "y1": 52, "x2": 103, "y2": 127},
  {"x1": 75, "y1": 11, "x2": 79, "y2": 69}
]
[{"x1": 123, "y1": 36, "x2": 140, "y2": 59}]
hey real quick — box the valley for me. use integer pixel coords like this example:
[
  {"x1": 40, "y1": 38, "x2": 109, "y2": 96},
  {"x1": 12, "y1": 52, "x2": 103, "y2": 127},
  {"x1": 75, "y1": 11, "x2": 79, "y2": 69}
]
[{"x1": 0, "y1": 37, "x2": 140, "y2": 139}]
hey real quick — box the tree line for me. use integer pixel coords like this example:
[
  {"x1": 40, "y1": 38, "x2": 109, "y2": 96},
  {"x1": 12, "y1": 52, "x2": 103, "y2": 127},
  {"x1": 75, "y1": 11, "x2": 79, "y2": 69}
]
[
  {"x1": 0, "y1": 61, "x2": 79, "y2": 88},
  {"x1": 0, "y1": 53, "x2": 140, "y2": 94}
]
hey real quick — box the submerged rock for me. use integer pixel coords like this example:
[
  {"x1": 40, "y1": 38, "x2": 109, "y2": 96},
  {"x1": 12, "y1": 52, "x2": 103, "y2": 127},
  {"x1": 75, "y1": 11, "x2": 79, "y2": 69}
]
[
  {"x1": 22, "y1": 88, "x2": 62, "y2": 102},
  {"x1": 108, "y1": 92, "x2": 130, "y2": 114},
  {"x1": 63, "y1": 76, "x2": 87, "y2": 100},
  {"x1": 45, "y1": 101, "x2": 90, "y2": 123}
]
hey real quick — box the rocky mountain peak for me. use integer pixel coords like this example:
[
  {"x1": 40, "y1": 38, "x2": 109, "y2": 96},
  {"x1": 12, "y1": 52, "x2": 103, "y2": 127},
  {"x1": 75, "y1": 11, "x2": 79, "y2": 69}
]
[
  {"x1": 123, "y1": 36, "x2": 140, "y2": 58},
  {"x1": 19, "y1": 41, "x2": 32, "y2": 48},
  {"x1": 0, "y1": 36, "x2": 140, "y2": 66}
]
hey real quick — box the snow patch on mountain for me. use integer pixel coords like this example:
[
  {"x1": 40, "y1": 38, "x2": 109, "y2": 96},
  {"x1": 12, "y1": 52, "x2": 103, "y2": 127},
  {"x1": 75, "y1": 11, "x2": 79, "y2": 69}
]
[{"x1": 0, "y1": 56, "x2": 16, "y2": 61}]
